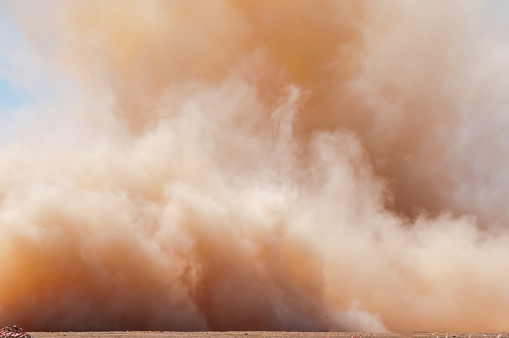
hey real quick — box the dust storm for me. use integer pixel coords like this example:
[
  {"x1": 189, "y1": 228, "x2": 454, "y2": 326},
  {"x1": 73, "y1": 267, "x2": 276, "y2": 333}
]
[{"x1": 1, "y1": 0, "x2": 509, "y2": 333}]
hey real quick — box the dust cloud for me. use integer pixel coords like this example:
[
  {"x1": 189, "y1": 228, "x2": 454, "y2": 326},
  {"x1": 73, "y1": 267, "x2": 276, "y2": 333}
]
[{"x1": 1, "y1": 0, "x2": 509, "y2": 333}]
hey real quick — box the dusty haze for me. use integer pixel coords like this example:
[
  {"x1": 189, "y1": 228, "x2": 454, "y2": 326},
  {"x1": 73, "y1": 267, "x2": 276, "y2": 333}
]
[{"x1": 1, "y1": 0, "x2": 509, "y2": 333}]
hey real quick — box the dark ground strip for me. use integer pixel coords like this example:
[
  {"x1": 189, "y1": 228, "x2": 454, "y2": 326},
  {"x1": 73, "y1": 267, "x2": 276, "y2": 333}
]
[{"x1": 28, "y1": 332, "x2": 507, "y2": 338}]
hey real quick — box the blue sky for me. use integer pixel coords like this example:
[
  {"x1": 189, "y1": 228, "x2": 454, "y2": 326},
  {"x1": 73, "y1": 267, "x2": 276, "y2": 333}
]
[
  {"x1": 0, "y1": 0, "x2": 40, "y2": 122},
  {"x1": 0, "y1": 73, "x2": 26, "y2": 110},
  {"x1": 0, "y1": 1, "x2": 29, "y2": 114}
]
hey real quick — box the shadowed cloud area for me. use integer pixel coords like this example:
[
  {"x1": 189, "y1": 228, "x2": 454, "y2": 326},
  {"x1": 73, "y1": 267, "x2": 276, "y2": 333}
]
[{"x1": 1, "y1": 0, "x2": 509, "y2": 332}]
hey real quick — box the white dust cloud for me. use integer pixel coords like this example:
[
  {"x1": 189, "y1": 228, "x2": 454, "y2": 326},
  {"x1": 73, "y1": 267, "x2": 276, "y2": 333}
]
[{"x1": 1, "y1": 0, "x2": 509, "y2": 332}]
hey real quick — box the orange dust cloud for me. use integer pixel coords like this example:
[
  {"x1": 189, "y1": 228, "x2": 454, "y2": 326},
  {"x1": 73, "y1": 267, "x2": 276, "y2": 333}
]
[{"x1": 2, "y1": 0, "x2": 509, "y2": 333}]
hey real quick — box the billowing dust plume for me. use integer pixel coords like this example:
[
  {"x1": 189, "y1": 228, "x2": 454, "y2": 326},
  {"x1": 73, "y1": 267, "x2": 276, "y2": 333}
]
[{"x1": 2, "y1": 0, "x2": 509, "y2": 332}]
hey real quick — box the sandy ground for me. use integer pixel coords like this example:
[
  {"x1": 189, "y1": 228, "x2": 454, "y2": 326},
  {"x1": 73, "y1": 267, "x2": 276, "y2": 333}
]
[{"x1": 29, "y1": 332, "x2": 506, "y2": 338}]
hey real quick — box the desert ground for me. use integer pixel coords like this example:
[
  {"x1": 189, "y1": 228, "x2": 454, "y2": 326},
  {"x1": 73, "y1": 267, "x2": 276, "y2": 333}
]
[{"x1": 29, "y1": 332, "x2": 506, "y2": 338}]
